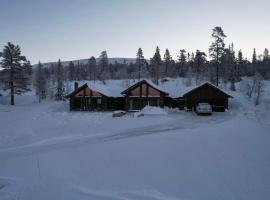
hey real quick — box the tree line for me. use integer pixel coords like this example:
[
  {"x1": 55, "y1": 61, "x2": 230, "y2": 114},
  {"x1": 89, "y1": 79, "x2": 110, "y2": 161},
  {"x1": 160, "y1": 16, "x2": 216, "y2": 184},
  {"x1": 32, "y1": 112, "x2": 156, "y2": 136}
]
[{"x1": 0, "y1": 26, "x2": 269, "y2": 105}]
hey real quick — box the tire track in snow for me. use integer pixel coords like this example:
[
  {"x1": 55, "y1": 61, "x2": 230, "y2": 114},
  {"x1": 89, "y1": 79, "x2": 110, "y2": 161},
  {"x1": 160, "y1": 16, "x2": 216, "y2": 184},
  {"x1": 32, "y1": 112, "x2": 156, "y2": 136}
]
[
  {"x1": 0, "y1": 122, "x2": 185, "y2": 158},
  {"x1": 0, "y1": 111, "x2": 235, "y2": 158}
]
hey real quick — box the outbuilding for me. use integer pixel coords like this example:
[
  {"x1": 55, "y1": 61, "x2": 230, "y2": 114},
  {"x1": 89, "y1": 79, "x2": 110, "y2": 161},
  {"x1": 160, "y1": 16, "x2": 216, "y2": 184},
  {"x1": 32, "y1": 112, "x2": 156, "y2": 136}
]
[{"x1": 181, "y1": 82, "x2": 232, "y2": 111}]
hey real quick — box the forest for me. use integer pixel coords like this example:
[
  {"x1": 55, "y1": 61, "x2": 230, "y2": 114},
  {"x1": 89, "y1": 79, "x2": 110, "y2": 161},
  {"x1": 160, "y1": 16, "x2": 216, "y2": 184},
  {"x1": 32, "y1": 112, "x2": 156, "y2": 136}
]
[{"x1": 0, "y1": 27, "x2": 269, "y2": 104}]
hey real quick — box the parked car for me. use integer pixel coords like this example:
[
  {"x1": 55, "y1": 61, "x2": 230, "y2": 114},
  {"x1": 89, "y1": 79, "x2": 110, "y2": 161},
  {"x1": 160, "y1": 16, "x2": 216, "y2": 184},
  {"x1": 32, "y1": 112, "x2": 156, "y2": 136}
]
[{"x1": 195, "y1": 103, "x2": 212, "y2": 115}]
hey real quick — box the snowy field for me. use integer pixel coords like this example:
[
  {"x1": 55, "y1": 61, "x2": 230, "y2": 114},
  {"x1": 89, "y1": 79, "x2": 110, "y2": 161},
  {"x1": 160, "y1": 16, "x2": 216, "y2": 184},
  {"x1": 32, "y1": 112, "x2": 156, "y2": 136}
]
[{"x1": 0, "y1": 79, "x2": 270, "y2": 200}]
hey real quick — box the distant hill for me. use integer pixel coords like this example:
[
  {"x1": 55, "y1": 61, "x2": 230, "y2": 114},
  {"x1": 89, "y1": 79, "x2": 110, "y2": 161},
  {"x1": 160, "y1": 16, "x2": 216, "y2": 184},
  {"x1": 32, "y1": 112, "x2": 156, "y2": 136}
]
[{"x1": 32, "y1": 57, "x2": 139, "y2": 68}]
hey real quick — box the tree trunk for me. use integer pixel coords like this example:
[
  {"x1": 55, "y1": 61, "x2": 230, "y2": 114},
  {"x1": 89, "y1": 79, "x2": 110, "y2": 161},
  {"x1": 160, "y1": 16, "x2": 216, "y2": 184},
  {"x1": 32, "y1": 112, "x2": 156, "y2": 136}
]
[
  {"x1": 216, "y1": 43, "x2": 219, "y2": 86},
  {"x1": 10, "y1": 81, "x2": 14, "y2": 105}
]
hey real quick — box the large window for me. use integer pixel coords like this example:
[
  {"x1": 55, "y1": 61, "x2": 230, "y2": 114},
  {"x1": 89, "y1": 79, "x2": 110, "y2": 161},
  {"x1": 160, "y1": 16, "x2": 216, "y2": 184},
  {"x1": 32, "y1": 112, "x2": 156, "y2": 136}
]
[{"x1": 129, "y1": 97, "x2": 160, "y2": 110}]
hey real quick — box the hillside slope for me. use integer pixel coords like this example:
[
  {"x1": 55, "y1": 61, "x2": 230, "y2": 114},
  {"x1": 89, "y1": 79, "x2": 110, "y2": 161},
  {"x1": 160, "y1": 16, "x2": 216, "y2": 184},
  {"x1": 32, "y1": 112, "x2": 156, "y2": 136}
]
[{"x1": 0, "y1": 78, "x2": 270, "y2": 200}]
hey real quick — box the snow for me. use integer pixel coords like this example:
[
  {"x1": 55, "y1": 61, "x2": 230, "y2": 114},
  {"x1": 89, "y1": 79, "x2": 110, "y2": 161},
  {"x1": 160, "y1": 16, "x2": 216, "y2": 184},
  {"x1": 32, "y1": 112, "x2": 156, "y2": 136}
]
[
  {"x1": 181, "y1": 81, "x2": 233, "y2": 97},
  {"x1": 0, "y1": 78, "x2": 270, "y2": 200},
  {"x1": 141, "y1": 105, "x2": 168, "y2": 115},
  {"x1": 68, "y1": 78, "x2": 208, "y2": 98},
  {"x1": 68, "y1": 80, "x2": 125, "y2": 97}
]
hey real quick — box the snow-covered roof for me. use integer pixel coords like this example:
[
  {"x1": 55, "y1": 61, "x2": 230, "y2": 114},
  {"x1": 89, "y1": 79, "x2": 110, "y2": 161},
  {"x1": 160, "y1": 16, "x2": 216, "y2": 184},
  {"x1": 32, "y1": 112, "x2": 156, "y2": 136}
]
[
  {"x1": 181, "y1": 81, "x2": 233, "y2": 97},
  {"x1": 67, "y1": 79, "x2": 232, "y2": 99},
  {"x1": 89, "y1": 82, "x2": 123, "y2": 97},
  {"x1": 121, "y1": 79, "x2": 169, "y2": 95},
  {"x1": 67, "y1": 80, "x2": 124, "y2": 98}
]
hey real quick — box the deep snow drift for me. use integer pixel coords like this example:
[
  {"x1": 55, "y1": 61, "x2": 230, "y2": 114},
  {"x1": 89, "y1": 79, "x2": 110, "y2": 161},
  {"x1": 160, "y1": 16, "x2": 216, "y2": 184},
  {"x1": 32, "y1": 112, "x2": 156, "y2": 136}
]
[{"x1": 0, "y1": 78, "x2": 270, "y2": 200}]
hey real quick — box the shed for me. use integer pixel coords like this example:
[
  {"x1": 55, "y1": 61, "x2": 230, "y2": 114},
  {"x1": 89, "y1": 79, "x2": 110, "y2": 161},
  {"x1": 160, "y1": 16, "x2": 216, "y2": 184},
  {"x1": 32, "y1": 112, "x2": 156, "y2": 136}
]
[{"x1": 181, "y1": 82, "x2": 232, "y2": 111}]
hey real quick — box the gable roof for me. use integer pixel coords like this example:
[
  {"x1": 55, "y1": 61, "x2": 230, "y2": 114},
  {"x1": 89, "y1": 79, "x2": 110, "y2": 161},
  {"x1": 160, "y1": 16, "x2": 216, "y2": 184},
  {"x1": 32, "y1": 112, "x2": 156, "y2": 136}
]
[
  {"x1": 182, "y1": 82, "x2": 233, "y2": 98},
  {"x1": 121, "y1": 79, "x2": 169, "y2": 95},
  {"x1": 66, "y1": 83, "x2": 89, "y2": 98},
  {"x1": 66, "y1": 82, "x2": 124, "y2": 98}
]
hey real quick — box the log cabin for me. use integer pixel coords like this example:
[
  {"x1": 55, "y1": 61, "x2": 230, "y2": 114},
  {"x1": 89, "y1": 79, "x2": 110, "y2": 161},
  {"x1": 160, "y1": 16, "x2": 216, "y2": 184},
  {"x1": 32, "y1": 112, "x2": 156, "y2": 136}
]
[
  {"x1": 121, "y1": 80, "x2": 169, "y2": 111},
  {"x1": 66, "y1": 80, "x2": 232, "y2": 112},
  {"x1": 66, "y1": 82, "x2": 124, "y2": 111},
  {"x1": 181, "y1": 82, "x2": 232, "y2": 111}
]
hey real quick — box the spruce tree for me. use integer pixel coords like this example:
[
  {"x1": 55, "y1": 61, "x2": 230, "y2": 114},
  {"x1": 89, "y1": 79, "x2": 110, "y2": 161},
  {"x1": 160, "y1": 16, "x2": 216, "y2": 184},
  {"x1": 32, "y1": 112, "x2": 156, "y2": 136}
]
[
  {"x1": 252, "y1": 48, "x2": 257, "y2": 63},
  {"x1": 163, "y1": 49, "x2": 172, "y2": 78},
  {"x1": 194, "y1": 50, "x2": 207, "y2": 84},
  {"x1": 178, "y1": 49, "x2": 186, "y2": 77},
  {"x1": 263, "y1": 48, "x2": 269, "y2": 61},
  {"x1": 261, "y1": 48, "x2": 269, "y2": 78},
  {"x1": 136, "y1": 48, "x2": 146, "y2": 80},
  {"x1": 150, "y1": 46, "x2": 162, "y2": 84},
  {"x1": 252, "y1": 48, "x2": 257, "y2": 75},
  {"x1": 0, "y1": 42, "x2": 32, "y2": 105},
  {"x1": 88, "y1": 56, "x2": 96, "y2": 81},
  {"x1": 55, "y1": 59, "x2": 64, "y2": 100},
  {"x1": 237, "y1": 50, "x2": 243, "y2": 81},
  {"x1": 209, "y1": 26, "x2": 226, "y2": 86},
  {"x1": 68, "y1": 61, "x2": 75, "y2": 81},
  {"x1": 98, "y1": 51, "x2": 108, "y2": 80},
  {"x1": 35, "y1": 61, "x2": 46, "y2": 102}
]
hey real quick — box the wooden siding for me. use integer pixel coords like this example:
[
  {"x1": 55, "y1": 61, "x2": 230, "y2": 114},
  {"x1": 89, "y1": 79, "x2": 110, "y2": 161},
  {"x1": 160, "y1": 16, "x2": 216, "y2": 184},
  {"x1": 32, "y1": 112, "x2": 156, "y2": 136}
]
[
  {"x1": 183, "y1": 84, "x2": 231, "y2": 111},
  {"x1": 130, "y1": 83, "x2": 162, "y2": 97},
  {"x1": 75, "y1": 87, "x2": 103, "y2": 97},
  {"x1": 123, "y1": 82, "x2": 168, "y2": 110}
]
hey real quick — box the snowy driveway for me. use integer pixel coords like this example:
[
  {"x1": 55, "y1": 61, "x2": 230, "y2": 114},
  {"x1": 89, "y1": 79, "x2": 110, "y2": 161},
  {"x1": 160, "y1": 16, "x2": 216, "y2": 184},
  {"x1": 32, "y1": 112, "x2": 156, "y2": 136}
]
[{"x1": 1, "y1": 101, "x2": 270, "y2": 200}]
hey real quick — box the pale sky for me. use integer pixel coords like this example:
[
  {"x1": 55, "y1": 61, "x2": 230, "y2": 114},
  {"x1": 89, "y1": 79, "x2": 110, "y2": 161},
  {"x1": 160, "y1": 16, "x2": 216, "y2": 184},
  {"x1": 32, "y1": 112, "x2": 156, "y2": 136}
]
[{"x1": 0, "y1": 0, "x2": 269, "y2": 64}]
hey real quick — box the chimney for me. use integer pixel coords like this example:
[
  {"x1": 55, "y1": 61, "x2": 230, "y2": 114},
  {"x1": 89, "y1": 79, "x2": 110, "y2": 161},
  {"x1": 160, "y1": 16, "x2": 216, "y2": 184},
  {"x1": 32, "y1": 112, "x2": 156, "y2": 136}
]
[{"x1": 74, "y1": 82, "x2": 78, "y2": 90}]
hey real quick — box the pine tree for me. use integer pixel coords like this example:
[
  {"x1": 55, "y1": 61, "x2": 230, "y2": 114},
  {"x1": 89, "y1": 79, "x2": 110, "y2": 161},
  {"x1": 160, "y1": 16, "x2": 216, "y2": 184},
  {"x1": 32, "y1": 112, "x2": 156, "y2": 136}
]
[
  {"x1": 136, "y1": 48, "x2": 146, "y2": 80},
  {"x1": 0, "y1": 42, "x2": 32, "y2": 105},
  {"x1": 55, "y1": 59, "x2": 64, "y2": 100},
  {"x1": 263, "y1": 48, "x2": 269, "y2": 61},
  {"x1": 68, "y1": 61, "x2": 75, "y2": 81},
  {"x1": 209, "y1": 26, "x2": 226, "y2": 86},
  {"x1": 150, "y1": 46, "x2": 162, "y2": 84},
  {"x1": 252, "y1": 48, "x2": 257, "y2": 75},
  {"x1": 163, "y1": 49, "x2": 172, "y2": 78},
  {"x1": 88, "y1": 56, "x2": 96, "y2": 81},
  {"x1": 98, "y1": 51, "x2": 108, "y2": 80},
  {"x1": 237, "y1": 50, "x2": 243, "y2": 81},
  {"x1": 230, "y1": 44, "x2": 237, "y2": 90},
  {"x1": 252, "y1": 48, "x2": 257, "y2": 63},
  {"x1": 259, "y1": 48, "x2": 269, "y2": 78},
  {"x1": 221, "y1": 43, "x2": 236, "y2": 90},
  {"x1": 178, "y1": 49, "x2": 186, "y2": 77},
  {"x1": 35, "y1": 61, "x2": 46, "y2": 102},
  {"x1": 194, "y1": 50, "x2": 207, "y2": 84}
]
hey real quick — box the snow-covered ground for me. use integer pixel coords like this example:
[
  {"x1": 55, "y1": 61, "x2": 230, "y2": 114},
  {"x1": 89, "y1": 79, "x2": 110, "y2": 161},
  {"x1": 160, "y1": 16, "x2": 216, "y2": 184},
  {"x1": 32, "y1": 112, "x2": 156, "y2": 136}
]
[{"x1": 0, "y1": 78, "x2": 270, "y2": 200}]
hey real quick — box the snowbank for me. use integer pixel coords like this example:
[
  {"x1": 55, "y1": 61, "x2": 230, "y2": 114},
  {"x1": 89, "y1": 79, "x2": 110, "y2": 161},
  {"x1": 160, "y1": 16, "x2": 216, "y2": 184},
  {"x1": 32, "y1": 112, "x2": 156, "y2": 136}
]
[
  {"x1": 0, "y1": 78, "x2": 270, "y2": 200},
  {"x1": 141, "y1": 106, "x2": 168, "y2": 115}
]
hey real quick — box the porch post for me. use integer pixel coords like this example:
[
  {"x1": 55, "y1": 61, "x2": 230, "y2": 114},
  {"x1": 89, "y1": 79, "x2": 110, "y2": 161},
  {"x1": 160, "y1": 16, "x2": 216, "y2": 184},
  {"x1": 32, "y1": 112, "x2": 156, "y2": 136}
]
[
  {"x1": 139, "y1": 84, "x2": 142, "y2": 110},
  {"x1": 146, "y1": 84, "x2": 149, "y2": 105},
  {"x1": 83, "y1": 87, "x2": 86, "y2": 111}
]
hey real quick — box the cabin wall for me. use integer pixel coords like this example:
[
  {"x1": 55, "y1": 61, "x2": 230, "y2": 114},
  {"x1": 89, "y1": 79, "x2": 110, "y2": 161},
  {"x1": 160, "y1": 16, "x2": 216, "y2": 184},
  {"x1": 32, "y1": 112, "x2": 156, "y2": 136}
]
[
  {"x1": 130, "y1": 83, "x2": 161, "y2": 96},
  {"x1": 75, "y1": 88, "x2": 103, "y2": 97},
  {"x1": 184, "y1": 86, "x2": 229, "y2": 111},
  {"x1": 124, "y1": 83, "x2": 168, "y2": 111}
]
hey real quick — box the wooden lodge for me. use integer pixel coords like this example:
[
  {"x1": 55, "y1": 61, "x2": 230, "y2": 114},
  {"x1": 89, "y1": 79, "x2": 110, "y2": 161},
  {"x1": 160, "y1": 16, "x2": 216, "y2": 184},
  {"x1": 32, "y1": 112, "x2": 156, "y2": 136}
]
[
  {"x1": 121, "y1": 80, "x2": 169, "y2": 111},
  {"x1": 181, "y1": 82, "x2": 232, "y2": 111},
  {"x1": 66, "y1": 80, "x2": 232, "y2": 112},
  {"x1": 66, "y1": 82, "x2": 124, "y2": 111}
]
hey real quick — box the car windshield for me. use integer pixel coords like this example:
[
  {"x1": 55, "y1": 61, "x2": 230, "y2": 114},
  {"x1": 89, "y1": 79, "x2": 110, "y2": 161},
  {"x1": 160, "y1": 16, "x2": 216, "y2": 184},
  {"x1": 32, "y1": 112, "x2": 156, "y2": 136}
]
[{"x1": 198, "y1": 103, "x2": 211, "y2": 108}]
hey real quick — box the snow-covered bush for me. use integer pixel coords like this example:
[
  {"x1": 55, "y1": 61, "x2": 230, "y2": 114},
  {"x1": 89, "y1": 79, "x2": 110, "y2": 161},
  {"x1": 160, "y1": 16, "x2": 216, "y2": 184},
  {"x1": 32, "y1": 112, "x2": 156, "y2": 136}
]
[{"x1": 240, "y1": 74, "x2": 264, "y2": 105}]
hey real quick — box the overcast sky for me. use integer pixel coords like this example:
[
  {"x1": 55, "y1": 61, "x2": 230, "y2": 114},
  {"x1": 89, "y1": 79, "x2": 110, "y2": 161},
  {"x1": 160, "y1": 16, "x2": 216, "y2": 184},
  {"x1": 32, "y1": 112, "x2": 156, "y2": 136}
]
[{"x1": 0, "y1": 0, "x2": 269, "y2": 64}]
